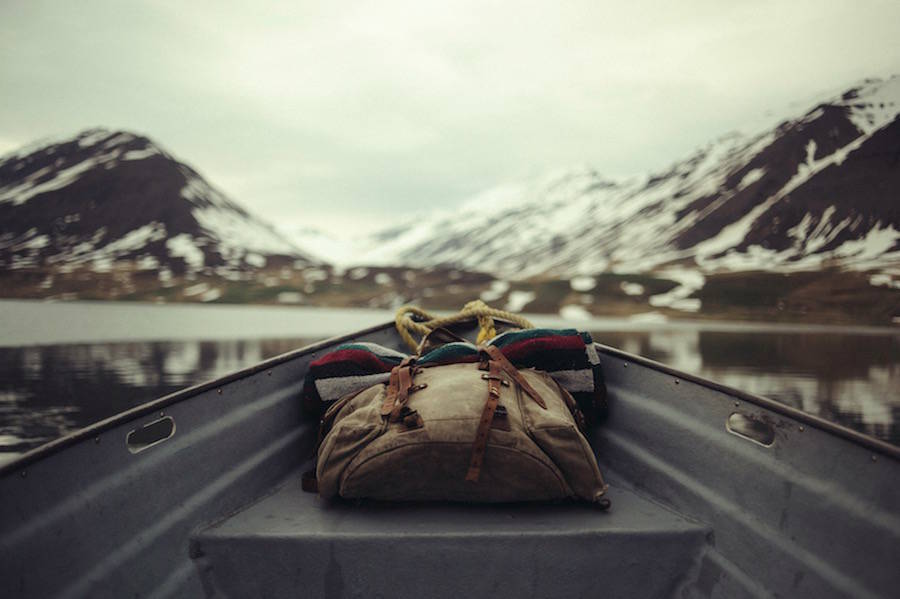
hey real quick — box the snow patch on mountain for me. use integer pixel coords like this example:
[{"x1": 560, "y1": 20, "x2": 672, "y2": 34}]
[
  {"x1": 834, "y1": 224, "x2": 900, "y2": 264},
  {"x1": 841, "y1": 77, "x2": 900, "y2": 134},
  {"x1": 122, "y1": 147, "x2": 159, "y2": 161},
  {"x1": 0, "y1": 148, "x2": 120, "y2": 205},
  {"x1": 166, "y1": 234, "x2": 205, "y2": 270},
  {"x1": 737, "y1": 168, "x2": 765, "y2": 190},
  {"x1": 506, "y1": 290, "x2": 535, "y2": 312},
  {"x1": 559, "y1": 305, "x2": 592, "y2": 320},
  {"x1": 244, "y1": 253, "x2": 266, "y2": 268},
  {"x1": 694, "y1": 196, "x2": 781, "y2": 267},
  {"x1": 78, "y1": 129, "x2": 116, "y2": 148},
  {"x1": 480, "y1": 280, "x2": 510, "y2": 302},
  {"x1": 870, "y1": 272, "x2": 900, "y2": 290},
  {"x1": 201, "y1": 288, "x2": 222, "y2": 302},
  {"x1": 649, "y1": 269, "x2": 705, "y2": 313},
  {"x1": 11, "y1": 234, "x2": 50, "y2": 251},
  {"x1": 96, "y1": 223, "x2": 167, "y2": 257},
  {"x1": 620, "y1": 282, "x2": 645, "y2": 296}
]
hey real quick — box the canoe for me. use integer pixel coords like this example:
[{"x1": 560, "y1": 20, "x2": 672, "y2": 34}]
[{"x1": 1, "y1": 319, "x2": 897, "y2": 599}]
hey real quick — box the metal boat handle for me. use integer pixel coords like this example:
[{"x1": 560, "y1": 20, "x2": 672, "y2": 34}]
[
  {"x1": 726, "y1": 412, "x2": 775, "y2": 447},
  {"x1": 126, "y1": 416, "x2": 176, "y2": 454}
]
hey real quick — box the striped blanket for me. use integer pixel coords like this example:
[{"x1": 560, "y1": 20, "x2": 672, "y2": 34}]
[{"x1": 303, "y1": 328, "x2": 607, "y2": 424}]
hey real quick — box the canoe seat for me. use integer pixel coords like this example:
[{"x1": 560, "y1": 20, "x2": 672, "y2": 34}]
[{"x1": 190, "y1": 472, "x2": 710, "y2": 599}]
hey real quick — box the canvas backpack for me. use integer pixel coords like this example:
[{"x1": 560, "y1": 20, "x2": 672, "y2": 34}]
[{"x1": 312, "y1": 344, "x2": 609, "y2": 506}]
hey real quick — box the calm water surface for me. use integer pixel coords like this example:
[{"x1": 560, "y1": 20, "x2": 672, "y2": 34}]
[{"x1": 1, "y1": 301, "x2": 898, "y2": 465}]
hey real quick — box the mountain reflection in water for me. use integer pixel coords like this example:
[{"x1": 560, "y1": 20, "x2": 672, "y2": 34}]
[
  {"x1": 597, "y1": 330, "x2": 900, "y2": 445},
  {"x1": 1, "y1": 329, "x2": 897, "y2": 465},
  {"x1": 0, "y1": 339, "x2": 312, "y2": 463}
]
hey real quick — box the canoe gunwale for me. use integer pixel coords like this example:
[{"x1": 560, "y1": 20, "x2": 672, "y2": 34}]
[
  {"x1": 596, "y1": 342, "x2": 900, "y2": 460},
  {"x1": 2, "y1": 320, "x2": 896, "y2": 477}
]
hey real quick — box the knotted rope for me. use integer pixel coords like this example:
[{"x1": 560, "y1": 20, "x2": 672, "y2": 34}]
[{"x1": 395, "y1": 299, "x2": 534, "y2": 352}]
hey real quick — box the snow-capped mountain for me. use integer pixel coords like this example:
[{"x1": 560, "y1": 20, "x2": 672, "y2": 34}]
[
  {"x1": 361, "y1": 77, "x2": 900, "y2": 283},
  {"x1": 0, "y1": 129, "x2": 316, "y2": 278}
]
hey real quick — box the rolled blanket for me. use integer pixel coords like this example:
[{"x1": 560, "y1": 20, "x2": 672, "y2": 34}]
[
  {"x1": 303, "y1": 330, "x2": 607, "y2": 424},
  {"x1": 489, "y1": 329, "x2": 606, "y2": 424},
  {"x1": 301, "y1": 342, "x2": 407, "y2": 415}
]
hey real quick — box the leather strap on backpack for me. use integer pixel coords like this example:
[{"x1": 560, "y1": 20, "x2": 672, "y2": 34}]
[
  {"x1": 381, "y1": 357, "x2": 416, "y2": 421},
  {"x1": 467, "y1": 347, "x2": 553, "y2": 482},
  {"x1": 481, "y1": 345, "x2": 547, "y2": 409},
  {"x1": 389, "y1": 364, "x2": 415, "y2": 422},
  {"x1": 466, "y1": 359, "x2": 504, "y2": 482}
]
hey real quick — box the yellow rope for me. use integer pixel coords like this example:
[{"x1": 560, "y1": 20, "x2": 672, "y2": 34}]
[{"x1": 395, "y1": 299, "x2": 535, "y2": 352}]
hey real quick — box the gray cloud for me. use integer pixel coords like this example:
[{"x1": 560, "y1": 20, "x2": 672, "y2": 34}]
[{"x1": 2, "y1": 0, "x2": 899, "y2": 235}]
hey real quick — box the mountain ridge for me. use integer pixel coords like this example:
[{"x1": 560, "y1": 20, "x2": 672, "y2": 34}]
[
  {"x1": 0, "y1": 128, "x2": 317, "y2": 282},
  {"x1": 344, "y1": 77, "x2": 900, "y2": 285}
]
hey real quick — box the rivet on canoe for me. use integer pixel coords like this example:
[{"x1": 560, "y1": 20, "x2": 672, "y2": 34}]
[
  {"x1": 159, "y1": 411, "x2": 165, "y2": 417},
  {"x1": 623, "y1": 363, "x2": 628, "y2": 368},
  {"x1": 267, "y1": 371, "x2": 272, "y2": 376},
  {"x1": 872, "y1": 455, "x2": 878, "y2": 462},
  {"x1": 734, "y1": 402, "x2": 740, "y2": 407},
  {"x1": 94, "y1": 436, "x2": 101, "y2": 444},
  {"x1": 217, "y1": 389, "x2": 223, "y2": 395},
  {"x1": 20, "y1": 470, "x2": 26, "y2": 478},
  {"x1": 674, "y1": 379, "x2": 680, "y2": 385},
  {"x1": 798, "y1": 426, "x2": 804, "y2": 432}
]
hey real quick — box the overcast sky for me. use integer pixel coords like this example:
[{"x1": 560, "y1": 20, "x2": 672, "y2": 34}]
[{"x1": 2, "y1": 1, "x2": 899, "y2": 236}]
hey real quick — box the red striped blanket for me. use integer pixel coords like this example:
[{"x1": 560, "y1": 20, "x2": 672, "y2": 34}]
[{"x1": 302, "y1": 329, "x2": 607, "y2": 424}]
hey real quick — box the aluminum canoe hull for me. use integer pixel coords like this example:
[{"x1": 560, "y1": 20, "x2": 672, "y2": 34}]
[{"x1": 1, "y1": 321, "x2": 897, "y2": 598}]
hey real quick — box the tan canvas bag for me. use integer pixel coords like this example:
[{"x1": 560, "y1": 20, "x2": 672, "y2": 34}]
[{"x1": 315, "y1": 346, "x2": 609, "y2": 505}]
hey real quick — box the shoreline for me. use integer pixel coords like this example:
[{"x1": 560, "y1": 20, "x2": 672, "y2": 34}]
[{"x1": 1, "y1": 298, "x2": 897, "y2": 348}]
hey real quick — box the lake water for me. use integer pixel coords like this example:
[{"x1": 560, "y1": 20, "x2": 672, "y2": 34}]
[{"x1": 1, "y1": 300, "x2": 898, "y2": 465}]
